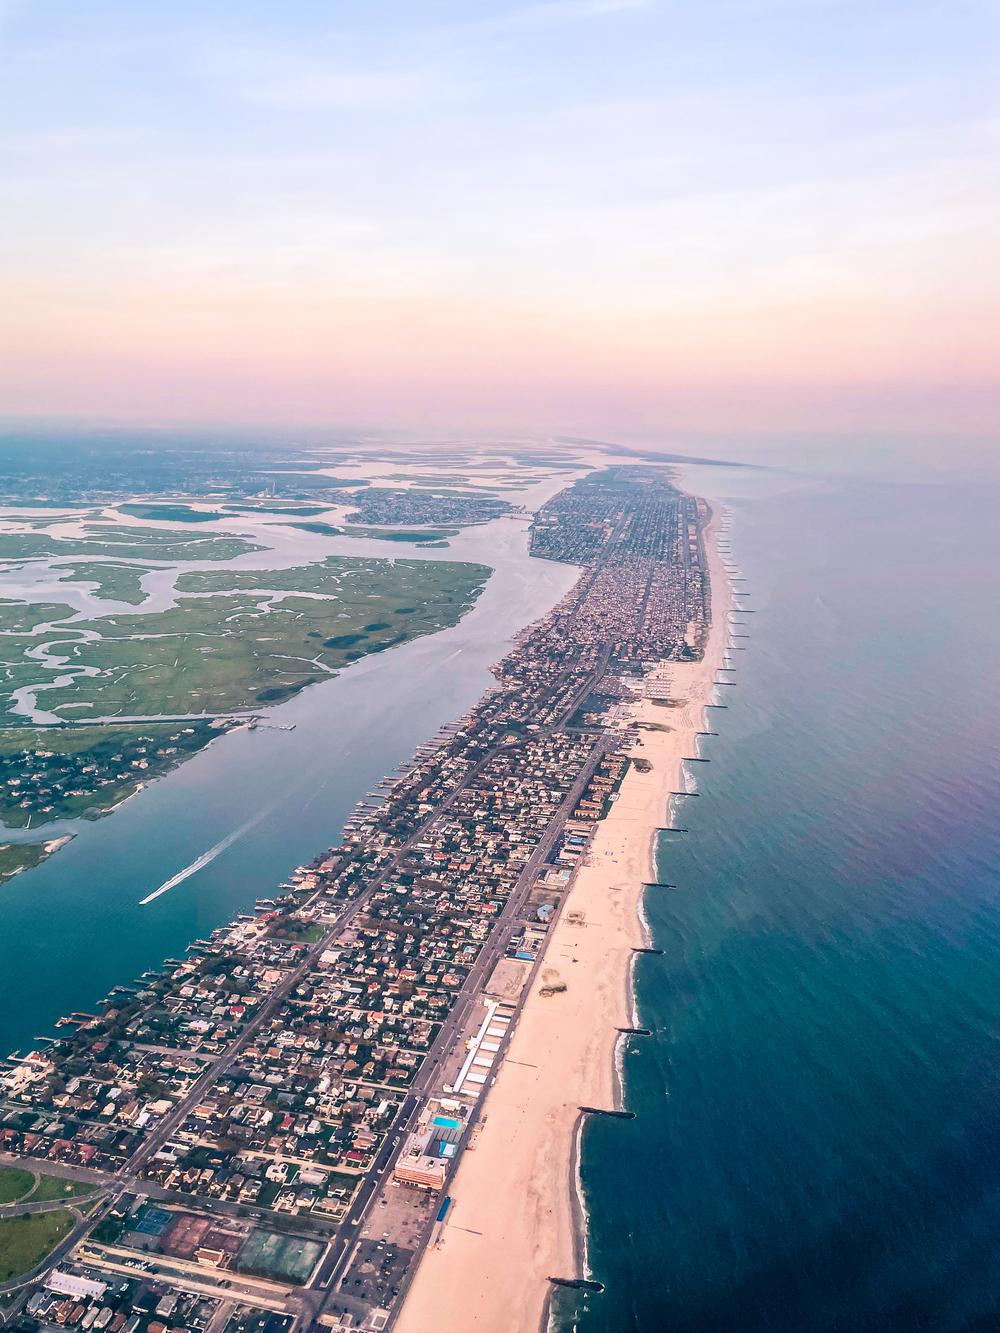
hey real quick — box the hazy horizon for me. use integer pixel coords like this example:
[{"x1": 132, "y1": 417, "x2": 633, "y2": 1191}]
[
  {"x1": 1, "y1": 1, "x2": 1000, "y2": 437},
  {"x1": 2, "y1": 0, "x2": 998, "y2": 437}
]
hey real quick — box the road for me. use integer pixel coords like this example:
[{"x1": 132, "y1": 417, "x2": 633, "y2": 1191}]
[{"x1": 0, "y1": 1190, "x2": 103, "y2": 1218}]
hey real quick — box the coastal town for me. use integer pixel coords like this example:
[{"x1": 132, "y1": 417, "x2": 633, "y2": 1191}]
[
  {"x1": 343, "y1": 488, "x2": 511, "y2": 529},
  {"x1": 0, "y1": 466, "x2": 710, "y2": 1333}
]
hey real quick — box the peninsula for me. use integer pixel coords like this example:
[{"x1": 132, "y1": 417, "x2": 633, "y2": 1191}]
[{"x1": 0, "y1": 465, "x2": 719, "y2": 1333}]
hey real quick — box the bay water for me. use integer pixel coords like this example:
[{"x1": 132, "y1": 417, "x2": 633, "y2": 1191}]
[{"x1": 0, "y1": 515, "x2": 577, "y2": 1056}]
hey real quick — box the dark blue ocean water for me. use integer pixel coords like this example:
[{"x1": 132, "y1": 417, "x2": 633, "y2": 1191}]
[{"x1": 558, "y1": 459, "x2": 1000, "y2": 1333}]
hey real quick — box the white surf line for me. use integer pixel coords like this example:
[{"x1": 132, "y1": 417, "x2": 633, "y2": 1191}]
[{"x1": 139, "y1": 802, "x2": 276, "y2": 905}]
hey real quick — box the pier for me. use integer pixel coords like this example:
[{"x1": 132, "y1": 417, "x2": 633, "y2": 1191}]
[{"x1": 579, "y1": 1106, "x2": 637, "y2": 1120}]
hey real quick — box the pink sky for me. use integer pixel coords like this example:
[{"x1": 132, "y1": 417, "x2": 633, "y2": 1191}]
[{"x1": 2, "y1": 0, "x2": 998, "y2": 437}]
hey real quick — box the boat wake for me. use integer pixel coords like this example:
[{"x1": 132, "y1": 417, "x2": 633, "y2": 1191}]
[{"x1": 139, "y1": 804, "x2": 276, "y2": 905}]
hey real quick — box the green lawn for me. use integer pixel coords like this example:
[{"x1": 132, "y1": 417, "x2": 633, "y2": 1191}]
[
  {"x1": 0, "y1": 1210, "x2": 74, "y2": 1282},
  {"x1": 0, "y1": 1169, "x2": 34, "y2": 1206},
  {"x1": 23, "y1": 1175, "x2": 89, "y2": 1205},
  {"x1": 0, "y1": 1169, "x2": 90, "y2": 1206}
]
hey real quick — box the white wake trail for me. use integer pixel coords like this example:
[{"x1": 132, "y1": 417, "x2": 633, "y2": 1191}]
[{"x1": 139, "y1": 803, "x2": 276, "y2": 906}]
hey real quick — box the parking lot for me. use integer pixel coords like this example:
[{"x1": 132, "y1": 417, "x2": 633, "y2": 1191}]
[{"x1": 337, "y1": 1237, "x2": 415, "y2": 1313}]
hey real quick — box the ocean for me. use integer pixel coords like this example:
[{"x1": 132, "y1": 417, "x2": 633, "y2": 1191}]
[{"x1": 557, "y1": 454, "x2": 1000, "y2": 1332}]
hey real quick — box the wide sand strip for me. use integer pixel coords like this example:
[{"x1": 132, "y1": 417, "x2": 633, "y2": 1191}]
[{"x1": 398, "y1": 506, "x2": 732, "y2": 1333}]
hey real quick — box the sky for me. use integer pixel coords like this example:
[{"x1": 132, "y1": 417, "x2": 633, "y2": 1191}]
[{"x1": 1, "y1": 0, "x2": 998, "y2": 438}]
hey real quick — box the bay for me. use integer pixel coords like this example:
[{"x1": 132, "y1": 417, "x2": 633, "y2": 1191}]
[{"x1": 0, "y1": 514, "x2": 578, "y2": 1056}]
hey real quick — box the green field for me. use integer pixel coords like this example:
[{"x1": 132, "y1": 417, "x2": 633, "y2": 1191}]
[
  {"x1": 81, "y1": 525, "x2": 263, "y2": 561},
  {"x1": 344, "y1": 526, "x2": 459, "y2": 544},
  {"x1": 0, "y1": 1210, "x2": 74, "y2": 1282},
  {"x1": 52, "y1": 561, "x2": 154, "y2": 605},
  {"x1": 118, "y1": 502, "x2": 228, "y2": 523},
  {"x1": 0, "y1": 1169, "x2": 34, "y2": 1205},
  {"x1": 277, "y1": 520, "x2": 457, "y2": 543},
  {"x1": 0, "y1": 1169, "x2": 90, "y2": 1206},
  {"x1": 0, "y1": 630, "x2": 68, "y2": 709},
  {"x1": 0, "y1": 600, "x2": 74, "y2": 634},
  {"x1": 20, "y1": 1175, "x2": 89, "y2": 1204},
  {"x1": 174, "y1": 555, "x2": 473, "y2": 598},
  {"x1": 284, "y1": 521, "x2": 343, "y2": 536},
  {"x1": 30, "y1": 558, "x2": 490, "y2": 719},
  {"x1": 0, "y1": 529, "x2": 262, "y2": 563},
  {"x1": 223, "y1": 502, "x2": 336, "y2": 515},
  {"x1": 0, "y1": 552, "x2": 490, "y2": 836},
  {"x1": 0, "y1": 841, "x2": 53, "y2": 885}
]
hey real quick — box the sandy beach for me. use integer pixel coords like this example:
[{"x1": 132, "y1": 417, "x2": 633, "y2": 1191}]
[{"x1": 397, "y1": 502, "x2": 732, "y2": 1333}]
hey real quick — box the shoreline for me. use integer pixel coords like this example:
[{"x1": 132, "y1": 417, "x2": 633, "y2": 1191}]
[{"x1": 396, "y1": 496, "x2": 733, "y2": 1333}]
